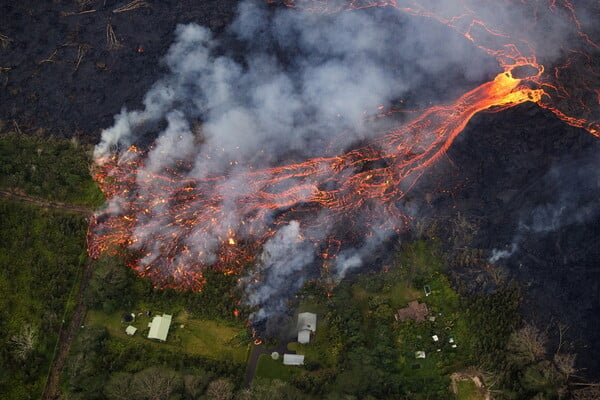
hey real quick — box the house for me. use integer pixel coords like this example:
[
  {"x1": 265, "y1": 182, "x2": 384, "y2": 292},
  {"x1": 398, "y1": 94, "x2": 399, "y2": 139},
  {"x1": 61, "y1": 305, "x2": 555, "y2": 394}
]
[
  {"x1": 125, "y1": 325, "x2": 137, "y2": 336},
  {"x1": 147, "y1": 314, "x2": 172, "y2": 341},
  {"x1": 415, "y1": 351, "x2": 426, "y2": 359},
  {"x1": 395, "y1": 301, "x2": 429, "y2": 322},
  {"x1": 283, "y1": 354, "x2": 305, "y2": 366},
  {"x1": 297, "y1": 312, "x2": 317, "y2": 344}
]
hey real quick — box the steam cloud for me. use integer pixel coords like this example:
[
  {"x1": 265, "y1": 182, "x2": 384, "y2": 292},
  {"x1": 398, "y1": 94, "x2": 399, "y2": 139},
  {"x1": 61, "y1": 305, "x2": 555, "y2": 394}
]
[{"x1": 94, "y1": 0, "x2": 594, "y2": 322}]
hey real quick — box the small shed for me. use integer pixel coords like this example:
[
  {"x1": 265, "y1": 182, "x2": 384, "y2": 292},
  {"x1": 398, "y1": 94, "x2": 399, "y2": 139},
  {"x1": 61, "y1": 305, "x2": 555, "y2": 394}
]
[
  {"x1": 125, "y1": 325, "x2": 137, "y2": 336},
  {"x1": 283, "y1": 354, "x2": 305, "y2": 366},
  {"x1": 147, "y1": 314, "x2": 172, "y2": 342},
  {"x1": 415, "y1": 351, "x2": 426, "y2": 359}
]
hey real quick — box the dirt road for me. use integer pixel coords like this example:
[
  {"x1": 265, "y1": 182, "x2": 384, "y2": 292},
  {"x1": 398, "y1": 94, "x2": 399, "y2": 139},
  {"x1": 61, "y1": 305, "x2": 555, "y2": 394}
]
[
  {"x1": 0, "y1": 189, "x2": 93, "y2": 215},
  {"x1": 0, "y1": 188, "x2": 96, "y2": 399}
]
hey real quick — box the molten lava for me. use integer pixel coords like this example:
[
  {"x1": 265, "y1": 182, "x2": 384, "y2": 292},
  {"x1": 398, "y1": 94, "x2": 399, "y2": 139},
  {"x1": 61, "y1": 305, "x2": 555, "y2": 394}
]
[{"x1": 89, "y1": 0, "x2": 599, "y2": 293}]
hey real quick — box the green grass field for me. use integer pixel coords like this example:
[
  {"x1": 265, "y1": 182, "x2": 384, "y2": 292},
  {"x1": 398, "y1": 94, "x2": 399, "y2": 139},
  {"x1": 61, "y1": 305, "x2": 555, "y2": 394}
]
[
  {"x1": 455, "y1": 379, "x2": 485, "y2": 400},
  {"x1": 255, "y1": 354, "x2": 302, "y2": 381},
  {"x1": 86, "y1": 309, "x2": 249, "y2": 363}
]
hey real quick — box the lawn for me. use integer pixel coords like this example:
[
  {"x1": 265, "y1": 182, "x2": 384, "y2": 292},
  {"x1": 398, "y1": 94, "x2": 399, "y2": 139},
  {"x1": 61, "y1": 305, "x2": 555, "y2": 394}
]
[
  {"x1": 86, "y1": 309, "x2": 249, "y2": 363},
  {"x1": 255, "y1": 354, "x2": 302, "y2": 381},
  {"x1": 389, "y1": 282, "x2": 422, "y2": 308},
  {"x1": 455, "y1": 379, "x2": 485, "y2": 400}
]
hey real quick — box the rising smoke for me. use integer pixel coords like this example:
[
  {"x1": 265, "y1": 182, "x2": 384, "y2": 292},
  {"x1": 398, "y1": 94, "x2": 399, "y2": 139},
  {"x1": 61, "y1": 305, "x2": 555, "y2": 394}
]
[
  {"x1": 94, "y1": 0, "x2": 594, "y2": 323},
  {"x1": 489, "y1": 148, "x2": 600, "y2": 263}
]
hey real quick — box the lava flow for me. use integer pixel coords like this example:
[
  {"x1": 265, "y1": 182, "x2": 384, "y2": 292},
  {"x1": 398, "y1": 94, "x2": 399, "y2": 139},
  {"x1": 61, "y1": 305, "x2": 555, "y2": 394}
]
[{"x1": 89, "y1": 0, "x2": 599, "y2": 301}]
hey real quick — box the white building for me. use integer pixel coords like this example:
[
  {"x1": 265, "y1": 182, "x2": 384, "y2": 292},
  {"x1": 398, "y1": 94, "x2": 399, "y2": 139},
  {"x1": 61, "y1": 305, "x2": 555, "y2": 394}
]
[
  {"x1": 297, "y1": 312, "x2": 317, "y2": 344},
  {"x1": 125, "y1": 325, "x2": 137, "y2": 336},
  {"x1": 147, "y1": 314, "x2": 172, "y2": 341},
  {"x1": 283, "y1": 354, "x2": 305, "y2": 366},
  {"x1": 298, "y1": 329, "x2": 311, "y2": 344}
]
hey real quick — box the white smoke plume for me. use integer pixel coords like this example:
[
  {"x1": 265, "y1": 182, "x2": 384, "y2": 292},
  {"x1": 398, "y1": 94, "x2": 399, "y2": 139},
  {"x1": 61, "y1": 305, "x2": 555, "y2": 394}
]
[
  {"x1": 93, "y1": 0, "x2": 596, "y2": 322},
  {"x1": 245, "y1": 221, "x2": 317, "y2": 321},
  {"x1": 489, "y1": 149, "x2": 600, "y2": 264}
]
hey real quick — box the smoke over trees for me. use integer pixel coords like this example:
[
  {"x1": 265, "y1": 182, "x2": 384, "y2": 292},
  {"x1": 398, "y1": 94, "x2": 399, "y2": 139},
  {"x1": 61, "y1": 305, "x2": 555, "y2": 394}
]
[{"x1": 91, "y1": 0, "x2": 600, "y2": 323}]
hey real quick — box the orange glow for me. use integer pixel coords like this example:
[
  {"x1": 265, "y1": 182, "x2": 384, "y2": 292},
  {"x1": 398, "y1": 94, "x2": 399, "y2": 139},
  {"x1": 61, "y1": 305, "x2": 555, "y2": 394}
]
[{"x1": 88, "y1": 0, "x2": 599, "y2": 294}]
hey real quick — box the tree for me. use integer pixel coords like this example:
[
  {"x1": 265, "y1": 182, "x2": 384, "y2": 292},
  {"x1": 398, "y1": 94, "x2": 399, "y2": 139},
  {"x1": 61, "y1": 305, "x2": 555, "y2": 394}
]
[
  {"x1": 507, "y1": 323, "x2": 547, "y2": 366},
  {"x1": 86, "y1": 256, "x2": 132, "y2": 312},
  {"x1": 238, "y1": 380, "x2": 306, "y2": 400},
  {"x1": 205, "y1": 378, "x2": 234, "y2": 400},
  {"x1": 183, "y1": 370, "x2": 211, "y2": 399},
  {"x1": 131, "y1": 367, "x2": 183, "y2": 400},
  {"x1": 572, "y1": 385, "x2": 600, "y2": 400},
  {"x1": 105, "y1": 373, "x2": 133, "y2": 400},
  {"x1": 9, "y1": 323, "x2": 37, "y2": 361},
  {"x1": 553, "y1": 352, "x2": 576, "y2": 380},
  {"x1": 521, "y1": 360, "x2": 563, "y2": 395}
]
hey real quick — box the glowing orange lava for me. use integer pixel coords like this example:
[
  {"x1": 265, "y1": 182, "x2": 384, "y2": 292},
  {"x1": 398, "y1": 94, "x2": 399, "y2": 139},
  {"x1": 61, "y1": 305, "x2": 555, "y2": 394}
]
[{"x1": 89, "y1": 0, "x2": 599, "y2": 291}]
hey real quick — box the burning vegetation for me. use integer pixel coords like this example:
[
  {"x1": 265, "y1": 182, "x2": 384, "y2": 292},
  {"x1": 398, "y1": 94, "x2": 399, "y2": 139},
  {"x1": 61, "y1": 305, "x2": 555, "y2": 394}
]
[{"x1": 88, "y1": 0, "x2": 599, "y2": 325}]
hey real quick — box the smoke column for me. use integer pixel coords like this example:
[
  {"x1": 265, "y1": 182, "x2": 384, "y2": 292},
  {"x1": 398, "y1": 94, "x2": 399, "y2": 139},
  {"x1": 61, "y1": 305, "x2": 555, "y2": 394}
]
[{"x1": 90, "y1": 0, "x2": 600, "y2": 323}]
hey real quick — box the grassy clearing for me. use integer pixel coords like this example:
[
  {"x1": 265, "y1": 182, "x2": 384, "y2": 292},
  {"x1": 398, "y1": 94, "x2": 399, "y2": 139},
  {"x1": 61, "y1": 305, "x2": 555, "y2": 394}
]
[
  {"x1": 456, "y1": 379, "x2": 484, "y2": 400},
  {"x1": 86, "y1": 309, "x2": 249, "y2": 363},
  {"x1": 389, "y1": 282, "x2": 422, "y2": 308},
  {"x1": 255, "y1": 354, "x2": 302, "y2": 381}
]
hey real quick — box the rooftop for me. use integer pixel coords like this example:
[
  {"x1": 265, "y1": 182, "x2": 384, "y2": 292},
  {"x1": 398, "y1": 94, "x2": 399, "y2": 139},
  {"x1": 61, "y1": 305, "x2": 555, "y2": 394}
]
[
  {"x1": 147, "y1": 314, "x2": 172, "y2": 341},
  {"x1": 283, "y1": 354, "x2": 305, "y2": 366},
  {"x1": 396, "y1": 301, "x2": 429, "y2": 322},
  {"x1": 297, "y1": 312, "x2": 317, "y2": 333}
]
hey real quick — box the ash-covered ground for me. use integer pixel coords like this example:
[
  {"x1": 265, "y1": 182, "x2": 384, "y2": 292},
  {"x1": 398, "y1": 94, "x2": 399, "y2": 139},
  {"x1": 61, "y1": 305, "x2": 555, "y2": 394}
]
[
  {"x1": 0, "y1": 0, "x2": 237, "y2": 139},
  {"x1": 1, "y1": 0, "x2": 599, "y2": 380},
  {"x1": 434, "y1": 104, "x2": 600, "y2": 378}
]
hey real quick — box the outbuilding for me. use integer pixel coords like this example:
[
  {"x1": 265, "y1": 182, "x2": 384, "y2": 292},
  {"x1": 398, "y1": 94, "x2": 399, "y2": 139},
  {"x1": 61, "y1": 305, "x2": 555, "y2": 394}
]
[{"x1": 283, "y1": 354, "x2": 305, "y2": 366}]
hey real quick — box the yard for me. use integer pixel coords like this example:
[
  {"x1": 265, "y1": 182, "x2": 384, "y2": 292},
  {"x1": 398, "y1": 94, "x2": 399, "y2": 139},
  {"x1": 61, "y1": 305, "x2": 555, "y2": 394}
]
[
  {"x1": 254, "y1": 354, "x2": 302, "y2": 381},
  {"x1": 454, "y1": 378, "x2": 487, "y2": 400},
  {"x1": 86, "y1": 309, "x2": 249, "y2": 363}
]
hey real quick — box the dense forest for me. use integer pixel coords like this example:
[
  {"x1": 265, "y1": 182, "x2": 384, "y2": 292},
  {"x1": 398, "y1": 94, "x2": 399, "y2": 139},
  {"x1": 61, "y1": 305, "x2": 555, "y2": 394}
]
[
  {"x1": 0, "y1": 200, "x2": 88, "y2": 398},
  {"x1": 0, "y1": 130, "x2": 103, "y2": 206}
]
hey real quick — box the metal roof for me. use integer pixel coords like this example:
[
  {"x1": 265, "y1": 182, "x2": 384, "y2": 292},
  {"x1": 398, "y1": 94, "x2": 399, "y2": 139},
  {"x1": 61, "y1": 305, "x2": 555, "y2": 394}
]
[
  {"x1": 283, "y1": 354, "x2": 305, "y2": 366},
  {"x1": 147, "y1": 314, "x2": 172, "y2": 341},
  {"x1": 298, "y1": 329, "x2": 311, "y2": 344},
  {"x1": 297, "y1": 312, "x2": 317, "y2": 332}
]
